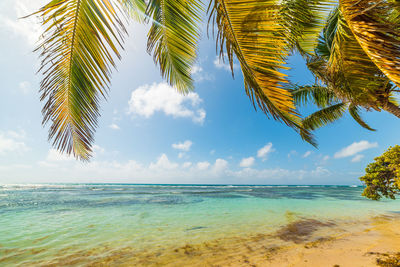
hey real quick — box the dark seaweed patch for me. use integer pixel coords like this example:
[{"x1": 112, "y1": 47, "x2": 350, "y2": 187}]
[
  {"x1": 275, "y1": 219, "x2": 335, "y2": 243},
  {"x1": 366, "y1": 252, "x2": 400, "y2": 267}
]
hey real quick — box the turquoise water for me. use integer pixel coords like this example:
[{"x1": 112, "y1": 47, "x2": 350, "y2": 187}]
[{"x1": 0, "y1": 184, "x2": 399, "y2": 266}]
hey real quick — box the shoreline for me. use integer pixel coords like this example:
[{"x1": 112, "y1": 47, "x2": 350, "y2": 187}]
[{"x1": 18, "y1": 214, "x2": 400, "y2": 267}]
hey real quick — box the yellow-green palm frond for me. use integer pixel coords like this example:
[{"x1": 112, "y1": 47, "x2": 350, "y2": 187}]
[
  {"x1": 325, "y1": 8, "x2": 388, "y2": 106},
  {"x1": 303, "y1": 103, "x2": 347, "y2": 131},
  {"x1": 119, "y1": 0, "x2": 146, "y2": 22},
  {"x1": 290, "y1": 84, "x2": 338, "y2": 108},
  {"x1": 280, "y1": 0, "x2": 336, "y2": 55},
  {"x1": 208, "y1": 0, "x2": 296, "y2": 121},
  {"x1": 146, "y1": 0, "x2": 203, "y2": 93},
  {"x1": 208, "y1": 0, "x2": 318, "y2": 145},
  {"x1": 340, "y1": 0, "x2": 400, "y2": 88},
  {"x1": 315, "y1": 7, "x2": 340, "y2": 60},
  {"x1": 35, "y1": 0, "x2": 127, "y2": 160}
]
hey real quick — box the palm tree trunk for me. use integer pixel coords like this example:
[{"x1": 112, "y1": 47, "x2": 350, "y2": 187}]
[{"x1": 382, "y1": 101, "x2": 400, "y2": 119}]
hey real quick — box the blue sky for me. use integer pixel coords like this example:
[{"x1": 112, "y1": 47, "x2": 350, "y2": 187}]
[{"x1": 0, "y1": 0, "x2": 399, "y2": 184}]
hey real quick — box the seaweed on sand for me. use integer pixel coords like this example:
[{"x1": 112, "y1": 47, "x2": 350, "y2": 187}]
[
  {"x1": 275, "y1": 219, "x2": 335, "y2": 243},
  {"x1": 366, "y1": 252, "x2": 400, "y2": 267}
]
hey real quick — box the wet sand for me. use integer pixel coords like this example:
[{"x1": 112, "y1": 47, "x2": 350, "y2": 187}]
[
  {"x1": 25, "y1": 214, "x2": 400, "y2": 267},
  {"x1": 264, "y1": 215, "x2": 400, "y2": 267}
]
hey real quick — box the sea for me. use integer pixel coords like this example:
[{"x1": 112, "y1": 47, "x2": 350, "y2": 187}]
[{"x1": 0, "y1": 184, "x2": 399, "y2": 266}]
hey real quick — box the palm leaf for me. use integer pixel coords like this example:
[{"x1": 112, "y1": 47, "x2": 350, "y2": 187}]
[
  {"x1": 146, "y1": 0, "x2": 203, "y2": 93},
  {"x1": 328, "y1": 10, "x2": 378, "y2": 98},
  {"x1": 207, "y1": 0, "x2": 323, "y2": 145},
  {"x1": 280, "y1": 0, "x2": 336, "y2": 54},
  {"x1": 340, "y1": 0, "x2": 400, "y2": 88},
  {"x1": 290, "y1": 84, "x2": 338, "y2": 108},
  {"x1": 35, "y1": 0, "x2": 126, "y2": 160},
  {"x1": 348, "y1": 104, "x2": 375, "y2": 131},
  {"x1": 119, "y1": 0, "x2": 146, "y2": 21},
  {"x1": 311, "y1": 7, "x2": 400, "y2": 115},
  {"x1": 315, "y1": 7, "x2": 339, "y2": 59},
  {"x1": 303, "y1": 103, "x2": 347, "y2": 130},
  {"x1": 208, "y1": 0, "x2": 299, "y2": 121},
  {"x1": 318, "y1": 7, "x2": 389, "y2": 108}
]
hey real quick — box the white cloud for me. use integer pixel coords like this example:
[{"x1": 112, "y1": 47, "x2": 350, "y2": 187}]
[
  {"x1": 351, "y1": 154, "x2": 364, "y2": 163},
  {"x1": 109, "y1": 123, "x2": 120, "y2": 130},
  {"x1": 172, "y1": 140, "x2": 192, "y2": 151},
  {"x1": 0, "y1": 130, "x2": 28, "y2": 155},
  {"x1": 213, "y1": 159, "x2": 228, "y2": 173},
  {"x1": 197, "y1": 161, "x2": 210, "y2": 171},
  {"x1": 303, "y1": 151, "x2": 312, "y2": 158},
  {"x1": 0, "y1": 0, "x2": 45, "y2": 46},
  {"x1": 240, "y1": 157, "x2": 255, "y2": 168},
  {"x1": 0, "y1": 163, "x2": 32, "y2": 171},
  {"x1": 149, "y1": 154, "x2": 178, "y2": 170},
  {"x1": 127, "y1": 82, "x2": 206, "y2": 124},
  {"x1": 6, "y1": 130, "x2": 26, "y2": 140},
  {"x1": 334, "y1": 141, "x2": 378, "y2": 159},
  {"x1": 46, "y1": 149, "x2": 74, "y2": 162},
  {"x1": 93, "y1": 145, "x2": 105, "y2": 155},
  {"x1": 191, "y1": 65, "x2": 214, "y2": 82},
  {"x1": 178, "y1": 152, "x2": 185, "y2": 159},
  {"x1": 182, "y1": 162, "x2": 192, "y2": 168},
  {"x1": 190, "y1": 65, "x2": 203, "y2": 75},
  {"x1": 213, "y1": 55, "x2": 238, "y2": 71},
  {"x1": 257, "y1": 143, "x2": 275, "y2": 160},
  {"x1": 18, "y1": 81, "x2": 31, "y2": 94},
  {"x1": 45, "y1": 145, "x2": 105, "y2": 162},
  {"x1": 323, "y1": 155, "x2": 330, "y2": 161}
]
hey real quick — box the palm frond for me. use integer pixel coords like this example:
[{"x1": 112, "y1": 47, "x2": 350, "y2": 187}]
[
  {"x1": 119, "y1": 0, "x2": 146, "y2": 21},
  {"x1": 340, "y1": 0, "x2": 400, "y2": 88},
  {"x1": 389, "y1": 95, "x2": 400, "y2": 106},
  {"x1": 35, "y1": 0, "x2": 126, "y2": 160},
  {"x1": 348, "y1": 104, "x2": 375, "y2": 131},
  {"x1": 207, "y1": 0, "x2": 322, "y2": 146},
  {"x1": 315, "y1": 7, "x2": 339, "y2": 59},
  {"x1": 290, "y1": 84, "x2": 338, "y2": 108},
  {"x1": 323, "y1": 8, "x2": 388, "y2": 106},
  {"x1": 146, "y1": 0, "x2": 203, "y2": 93},
  {"x1": 208, "y1": 0, "x2": 298, "y2": 121},
  {"x1": 280, "y1": 0, "x2": 336, "y2": 54},
  {"x1": 303, "y1": 103, "x2": 347, "y2": 130},
  {"x1": 311, "y1": 6, "x2": 400, "y2": 114}
]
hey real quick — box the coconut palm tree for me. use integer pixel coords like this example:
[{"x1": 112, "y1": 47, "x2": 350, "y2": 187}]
[
  {"x1": 31, "y1": 0, "x2": 400, "y2": 160},
  {"x1": 293, "y1": 4, "x2": 400, "y2": 133}
]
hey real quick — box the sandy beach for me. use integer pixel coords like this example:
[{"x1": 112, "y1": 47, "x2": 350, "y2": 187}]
[
  {"x1": 33, "y1": 214, "x2": 400, "y2": 267},
  {"x1": 119, "y1": 214, "x2": 400, "y2": 267},
  {"x1": 263, "y1": 215, "x2": 400, "y2": 267}
]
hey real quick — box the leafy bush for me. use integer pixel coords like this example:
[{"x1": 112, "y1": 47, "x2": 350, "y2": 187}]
[{"x1": 360, "y1": 145, "x2": 400, "y2": 200}]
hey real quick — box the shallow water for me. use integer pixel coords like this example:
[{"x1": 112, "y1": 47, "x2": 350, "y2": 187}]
[{"x1": 0, "y1": 184, "x2": 399, "y2": 266}]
